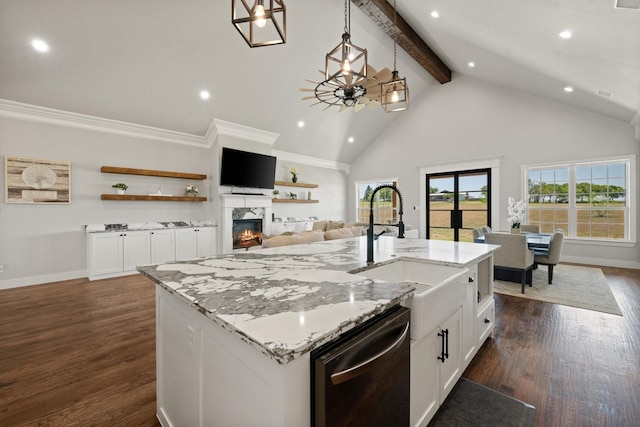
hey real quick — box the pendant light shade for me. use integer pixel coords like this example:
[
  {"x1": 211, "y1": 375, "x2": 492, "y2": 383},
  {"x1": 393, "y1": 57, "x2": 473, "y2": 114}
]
[
  {"x1": 381, "y1": 71, "x2": 409, "y2": 112},
  {"x1": 232, "y1": 0, "x2": 286, "y2": 48},
  {"x1": 380, "y1": 0, "x2": 409, "y2": 112},
  {"x1": 324, "y1": 0, "x2": 368, "y2": 89}
]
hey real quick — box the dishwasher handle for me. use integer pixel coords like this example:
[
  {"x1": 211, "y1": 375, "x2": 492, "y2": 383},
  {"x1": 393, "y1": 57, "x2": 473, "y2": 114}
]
[{"x1": 330, "y1": 321, "x2": 409, "y2": 385}]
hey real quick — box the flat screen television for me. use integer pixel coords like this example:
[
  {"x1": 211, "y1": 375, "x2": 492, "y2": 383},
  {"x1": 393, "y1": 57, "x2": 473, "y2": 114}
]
[{"x1": 220, "y1": 147, "x2": 277, "y2": 190}]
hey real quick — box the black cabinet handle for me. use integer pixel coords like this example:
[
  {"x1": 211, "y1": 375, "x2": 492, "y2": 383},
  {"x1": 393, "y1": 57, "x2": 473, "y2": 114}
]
[
  {"x1": 484, "y1": 318, "x2": 490, "y2": 324},
  {"x1": 468, "y1": 277, "x2": 474, "y2": 283},
  {"x1": 443, "y1": 328, "x2": 449, "y2": 360},
  {"x1": 437, "y1": 330, "x2": 446, "y2": 363}
]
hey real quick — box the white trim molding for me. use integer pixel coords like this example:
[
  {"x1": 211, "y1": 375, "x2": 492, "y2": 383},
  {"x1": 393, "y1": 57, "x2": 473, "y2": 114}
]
[
  {"x1": 0, "y1": 99, "x2": 211, "y2": 147},
  {"x1": 272, "y1": 150, "x2": 351, "y2": 173},
  {"x1": 214, "y1": 119, "x2": 279, "y2": 146},
  {"x1": 0, "y1": 269, "x2": 87, "y2": 290}
]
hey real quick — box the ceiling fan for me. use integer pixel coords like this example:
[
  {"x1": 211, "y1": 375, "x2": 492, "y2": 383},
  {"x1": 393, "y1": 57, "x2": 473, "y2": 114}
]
[{"x1": 300, "y1": 65, "x2": 393, "y2": 112}]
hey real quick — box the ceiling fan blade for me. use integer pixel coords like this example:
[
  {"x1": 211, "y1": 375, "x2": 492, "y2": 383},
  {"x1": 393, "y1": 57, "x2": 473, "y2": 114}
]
[
  {"x1": 324, "y1": 104, "x2": 336, "y2": 111},
  {"x1": 368, "y1": 100, "x2": 380, "y2": 109},
  {"x1": 339, "y1": 104, "x2": 348, "y2": 113},
  {"x1": 299, "y1": 88, "x2": 316, "y2": 92},
  {"x1": 302, "y1": 95, "x2": 320, "y2": 100},
  {"x1": 354, "y1": 102, "x2": 366, "y2": 112},
  {"x1": 375, "y1": 68, "x2": 393, "y2": 82}
]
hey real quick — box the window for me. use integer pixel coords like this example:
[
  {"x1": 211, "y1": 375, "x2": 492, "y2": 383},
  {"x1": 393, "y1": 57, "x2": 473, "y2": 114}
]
[
  {"x1": 525, "y1": 157, "x2": 634, "y2": 242},
  {"x1": 356, "y1": 179, "x2": 399, "y2": 225}
]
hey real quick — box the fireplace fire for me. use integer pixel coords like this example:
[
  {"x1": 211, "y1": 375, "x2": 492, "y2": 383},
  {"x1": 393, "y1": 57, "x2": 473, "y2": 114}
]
[{"x1": 232, "y1": 219, "x2": 263, "y2": 249}]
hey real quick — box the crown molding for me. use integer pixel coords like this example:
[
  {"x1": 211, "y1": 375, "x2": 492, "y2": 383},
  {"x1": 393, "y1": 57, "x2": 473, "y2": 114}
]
[
  {"x1": 0, "y1": 99, "x2": 211, "y2": 147},
  {"x1": 272, "y1": 149, "x2": 351, "y2": 173},
  {"x1": 214, "y1": 119, "x2": 279, "y2": 146}
]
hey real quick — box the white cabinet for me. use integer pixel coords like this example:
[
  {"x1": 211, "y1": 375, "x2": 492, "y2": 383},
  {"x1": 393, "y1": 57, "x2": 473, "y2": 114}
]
[
  {"x1": 410, "y1": 307, "x2": 463, "y2": 427},
  {"x1": 150, "y1": 229, "x2": 175, "y2": 264},
  {"x1": 88, "y1": 227, "x2": 217, "y2": 280},
  {"x1": 88, "y1": 231, "x2": 150, "y2": 279},
  {"x1": 462, "y1": 264, "x2": 478, "y2": 369},
  {"x1": 175, "y1": 227, "x2": 217, "y2": 261}
]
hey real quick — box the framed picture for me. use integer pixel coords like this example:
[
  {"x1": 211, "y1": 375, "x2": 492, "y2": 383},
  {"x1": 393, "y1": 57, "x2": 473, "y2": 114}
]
[{"x1": 5, "y1": 156, "x2": 71, "y2": 204}]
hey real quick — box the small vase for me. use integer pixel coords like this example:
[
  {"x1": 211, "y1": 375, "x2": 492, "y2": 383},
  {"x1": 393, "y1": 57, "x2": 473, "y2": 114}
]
[
  {"x1": 511, "y1": 227, "x2": 520, "y2": 234},
  {"x1": 117, "y1": 189, "x2": 125, "y2": 195},
  {"x1": 292, "y1": 175, "x2": 298, "y2": 183}
]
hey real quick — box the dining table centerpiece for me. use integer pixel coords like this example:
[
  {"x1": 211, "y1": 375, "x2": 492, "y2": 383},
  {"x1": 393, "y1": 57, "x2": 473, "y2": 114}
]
[{"x1": 507, "y1": 197, "x2": 526, "y2": 233}]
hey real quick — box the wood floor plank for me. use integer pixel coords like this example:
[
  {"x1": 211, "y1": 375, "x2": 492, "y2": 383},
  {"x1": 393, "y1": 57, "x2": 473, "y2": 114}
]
[{"x1": 1, "y1": 265, "x2": 639, "y2": 426}]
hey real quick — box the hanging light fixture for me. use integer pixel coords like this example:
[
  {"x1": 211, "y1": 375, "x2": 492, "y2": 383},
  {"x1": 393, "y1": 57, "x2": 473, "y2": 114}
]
[
  {"x1": 325, "y1": 0, "x2": 368, "y2": 89},
  {"x1": 232, "y1": 0, "x2": 286, "y2": 48},
  {"x1": 380, "y1": 0, "x2": 409, "y2": 112}
]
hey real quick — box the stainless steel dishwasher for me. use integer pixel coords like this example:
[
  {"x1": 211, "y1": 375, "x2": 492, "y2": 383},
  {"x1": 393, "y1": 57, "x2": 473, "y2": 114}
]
[{"x1": 311, "y1": 306, "x2": 411, "y2": 427}]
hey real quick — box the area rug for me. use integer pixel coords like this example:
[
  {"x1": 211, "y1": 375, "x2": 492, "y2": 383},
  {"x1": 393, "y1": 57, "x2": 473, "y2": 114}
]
[
  {"x1": 494, "y1": 264, "x2": 622, "y2": 316},
  {"x1": 428, "y1": 378, "x2": 535, "y2": 427}
]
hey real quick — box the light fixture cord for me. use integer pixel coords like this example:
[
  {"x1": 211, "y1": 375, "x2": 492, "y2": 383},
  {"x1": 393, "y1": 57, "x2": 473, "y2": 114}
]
[
  {"x1": 393, "y1": 0, "x2": 397, "y2": 71},
  {"x1": 344, "y1": 0, "x2": 349, "y2": 34}
]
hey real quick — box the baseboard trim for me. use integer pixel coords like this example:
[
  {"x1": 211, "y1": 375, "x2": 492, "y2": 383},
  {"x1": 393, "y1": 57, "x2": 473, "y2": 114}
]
[
  {"x1": 561, "y1": 255, "x2": 640, "y2": 270},
  {"x1": 0, "y1": 270, "x2": 88, "y2": 290}
]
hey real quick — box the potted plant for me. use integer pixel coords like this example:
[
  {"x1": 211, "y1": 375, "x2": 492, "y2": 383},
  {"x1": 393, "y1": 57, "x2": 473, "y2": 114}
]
[
  {"x1": 112, "y1": 183, "x2": 128, "y2": 195},
  {"x1": 272, "y1": 189, "x2": 280, "y2": 199},
  {"x1": 185, "y1": 183, "x2": 199, "y2": 197},
  {"x1": 507, "y1": 197, "x2": 526, "y2": 233},
  {"x1": 290, "y1": 166, "x2": 298, "y2": 183}
]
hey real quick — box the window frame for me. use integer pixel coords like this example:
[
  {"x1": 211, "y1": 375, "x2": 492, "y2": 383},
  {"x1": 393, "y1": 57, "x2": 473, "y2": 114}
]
[
  {"x1": 523, "y1": 155, "x2": 636, "y2": 246},
  {"x1": 355, "y1": 178, "x2": 399, "y2": 225}
]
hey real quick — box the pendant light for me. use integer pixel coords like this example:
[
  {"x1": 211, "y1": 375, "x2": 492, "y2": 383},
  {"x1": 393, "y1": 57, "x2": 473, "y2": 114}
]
[
  {"x1": 232, "y1": 0, "x2": 286, "y2": 48},
  {"x1": 380, "y1": 0, "x2": 409, "y2": 112},
  {"x1": 325, "y1": 0, "x2": 367, "y2": 89}
]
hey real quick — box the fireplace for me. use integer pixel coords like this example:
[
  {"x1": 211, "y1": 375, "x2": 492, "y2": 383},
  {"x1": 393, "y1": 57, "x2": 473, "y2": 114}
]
[{"x1": 233, "y1": 219, "x2": 263, "y2": 249}]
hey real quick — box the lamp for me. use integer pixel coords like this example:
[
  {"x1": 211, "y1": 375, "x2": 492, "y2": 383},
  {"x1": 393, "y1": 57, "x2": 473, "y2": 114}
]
[
  {"x1": 380, "y1": 0, "x2": 409, "y2": 112},
  {"x1": 325, "y1": 0, "x2": 367, "y2": 89},
  {"x1": 232, "y1": 0, "x2": 286, "y2": 47}
]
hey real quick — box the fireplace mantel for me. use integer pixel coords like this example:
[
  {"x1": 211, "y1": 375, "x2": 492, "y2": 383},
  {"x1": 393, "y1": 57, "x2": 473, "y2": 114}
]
[{"x1": 219, "y1": 194, "x2": 272, "y2": 254}]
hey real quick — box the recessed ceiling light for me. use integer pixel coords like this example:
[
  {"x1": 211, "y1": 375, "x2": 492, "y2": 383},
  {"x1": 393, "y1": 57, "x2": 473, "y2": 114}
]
[
  {"x1": 564, "y1": 86, "x2": 574, "y2": 93},
  {"x1": 430, "y1": 11, "x2": 439, "y2": 18},
  {"x1": 467, "y1": 62, "x2": 475, "y2": 68},
  {"x1": 348, "y1": 137, "x2": 355, "y2": 143},
  {"x1": 31, "y1": 39, "x2": 49, "y2": 53},
  {"x1": 297, "y1": 121, "x2": 305, "y2": 128},
  {"x1": 559, "y1": 31, "x2": 572, "y2": 39},
  {"x1": 199, "y1": 90, "x2": 210, "y2": 100}
]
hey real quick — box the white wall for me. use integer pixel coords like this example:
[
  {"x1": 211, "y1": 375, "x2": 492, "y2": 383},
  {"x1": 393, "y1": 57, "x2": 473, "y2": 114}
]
[
  {"x1": 349, "y1": 75, "x2": 640, "y2": 269},
  {"x1": 0, "y1": 117, "x2": 215, "y2": 288}
]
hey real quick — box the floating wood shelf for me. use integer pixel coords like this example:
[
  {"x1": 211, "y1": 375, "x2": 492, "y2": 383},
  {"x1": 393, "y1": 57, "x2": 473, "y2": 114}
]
[
  {"x1": 272, "y1": 198, "x2": 319, "y2": 204},
  {"x1": 101, "y1": 166, "x2": 206, "y2": 180},
  {"x1": 274, "y1": 180, "x2": 318, "y2": 188},
  {"x1": 101, "y1": 194, "x2": 207, "y2": 202}
]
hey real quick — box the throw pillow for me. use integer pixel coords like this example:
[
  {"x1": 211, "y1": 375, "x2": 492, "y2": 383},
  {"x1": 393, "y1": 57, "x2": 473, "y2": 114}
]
[
  {"x1": 312, "y1": 220, "x2": 328, "y2": 231},
  {"x1": 324, "y1": 227, "x2": 356, "y2": 240},
  {"x1": 326, "y1": 220, "x2": 345, "y2": 231}
]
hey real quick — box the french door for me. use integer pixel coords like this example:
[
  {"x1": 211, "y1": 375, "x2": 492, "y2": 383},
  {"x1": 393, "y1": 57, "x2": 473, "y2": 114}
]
[{"x1": 426, "y1": 169, "x2": 491, "y2": 242}]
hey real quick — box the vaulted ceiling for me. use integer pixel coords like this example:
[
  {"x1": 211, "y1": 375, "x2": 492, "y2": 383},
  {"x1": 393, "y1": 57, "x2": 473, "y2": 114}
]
[{"x1": 1, "y1": 0, "x2": 638, "y2": 164}]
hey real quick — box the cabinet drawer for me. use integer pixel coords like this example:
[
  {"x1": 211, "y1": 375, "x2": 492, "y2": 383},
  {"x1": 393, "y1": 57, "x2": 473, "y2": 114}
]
[{"x1": 477, "y1": 299, "x2": 495, "y2": 344}]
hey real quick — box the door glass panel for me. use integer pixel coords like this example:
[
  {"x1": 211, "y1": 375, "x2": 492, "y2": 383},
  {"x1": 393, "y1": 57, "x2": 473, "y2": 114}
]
[{"x1": 427, "y1": 169, "x2": 490, "y2": 242}]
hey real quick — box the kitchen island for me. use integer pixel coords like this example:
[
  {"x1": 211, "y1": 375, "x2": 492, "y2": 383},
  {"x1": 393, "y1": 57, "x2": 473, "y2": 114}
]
[{"x1": 138, "y1": 236, "x2": 498, "y2": 427}]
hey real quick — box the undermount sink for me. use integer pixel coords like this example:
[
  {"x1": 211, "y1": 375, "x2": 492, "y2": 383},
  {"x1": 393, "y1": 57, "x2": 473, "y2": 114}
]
[{"x1": 354, "y1": 260, "x2": 469, "y2": 340}]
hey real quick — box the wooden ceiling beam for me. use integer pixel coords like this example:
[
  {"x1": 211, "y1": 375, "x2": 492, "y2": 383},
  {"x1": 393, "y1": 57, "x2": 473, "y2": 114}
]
[{"x1": 352, "y1": 0, "x2": 451, "y2": 84}]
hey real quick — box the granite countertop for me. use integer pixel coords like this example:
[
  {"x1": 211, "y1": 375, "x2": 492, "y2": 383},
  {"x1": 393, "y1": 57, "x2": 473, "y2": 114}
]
[
  {"x1": 84, "y1": 221, "x2": 217, "y2": 233},
  {"x1": 137, "y1": 236, "x2": 498, "y2": 364}
]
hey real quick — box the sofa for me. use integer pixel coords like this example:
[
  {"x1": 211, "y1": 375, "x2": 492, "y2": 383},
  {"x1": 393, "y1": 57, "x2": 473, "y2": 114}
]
[{"x1": 262, "y1": 220, "x2": 416, "y2": 248}]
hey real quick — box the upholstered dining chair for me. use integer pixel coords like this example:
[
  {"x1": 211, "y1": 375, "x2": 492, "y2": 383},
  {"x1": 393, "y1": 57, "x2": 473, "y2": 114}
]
[
  {"x1": 520, "y1": 224, "x2": 540, "y2": 233},
  {"x1": 534, "y1": 230, "x2": 564, "y2": 284},
  {"x1": 472, "y1": 227, "x2": 484, "y2": 240},
  {"x1": 481, "y1": 226, "x2": 492, "y2": 234},
  {"x1": 484, "y1": 233, "x2": 535, "y2": 294}
]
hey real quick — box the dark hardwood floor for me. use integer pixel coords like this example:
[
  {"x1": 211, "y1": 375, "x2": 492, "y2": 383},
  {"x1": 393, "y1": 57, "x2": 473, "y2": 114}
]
[{"x1": 0, "y1": 265, "x2": 638, "y2": 426}]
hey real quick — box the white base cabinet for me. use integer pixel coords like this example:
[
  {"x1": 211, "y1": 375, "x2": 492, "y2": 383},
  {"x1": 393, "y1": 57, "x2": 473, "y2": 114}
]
[
  {"x1": 88, "y1": 227, "x2": 217, "y2": 280},
  {"x1": 174, "y1": 227, "x2": 216, "y2": 261},
  {"x1": 88, "y1": 231, "x2": 150, "y2": 279}
]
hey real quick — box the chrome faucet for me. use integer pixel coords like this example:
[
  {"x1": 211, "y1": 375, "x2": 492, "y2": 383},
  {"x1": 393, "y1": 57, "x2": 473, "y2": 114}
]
[{"x1": 367, "y1": 184, "x2": 405, "y2": 264}]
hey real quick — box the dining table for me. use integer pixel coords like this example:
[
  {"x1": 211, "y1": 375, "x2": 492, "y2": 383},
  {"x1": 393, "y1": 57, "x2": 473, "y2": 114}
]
[{"x1": 474, "y1": 232, "x2": 551, "y2": 254}]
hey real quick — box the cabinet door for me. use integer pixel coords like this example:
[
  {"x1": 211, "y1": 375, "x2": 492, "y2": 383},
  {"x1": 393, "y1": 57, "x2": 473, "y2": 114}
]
[
  {"x1": 462, "y1": 265, "x2": 478, "y2": 369},
  {"x1": 175, "y1": 229, "x2": 197, "y2": 261},
  {"x1": 439, "y1": 307, "x2": 463, "y2": 401},
  {"x1": 89, "y1": 233, "x2": 123, "y2": 277},
  {"x1": 122, "y1": 231, "x2": 151, "y2": 271},
  {"x1": 196, "y1": 228, "x2": 216, "y2": 258},
  {"x1": 150, "y1": 230, "x2": 175, "y2": 264},
  {"x1": 410, "y1": 333, "x2": 439, "y2": 427}
]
